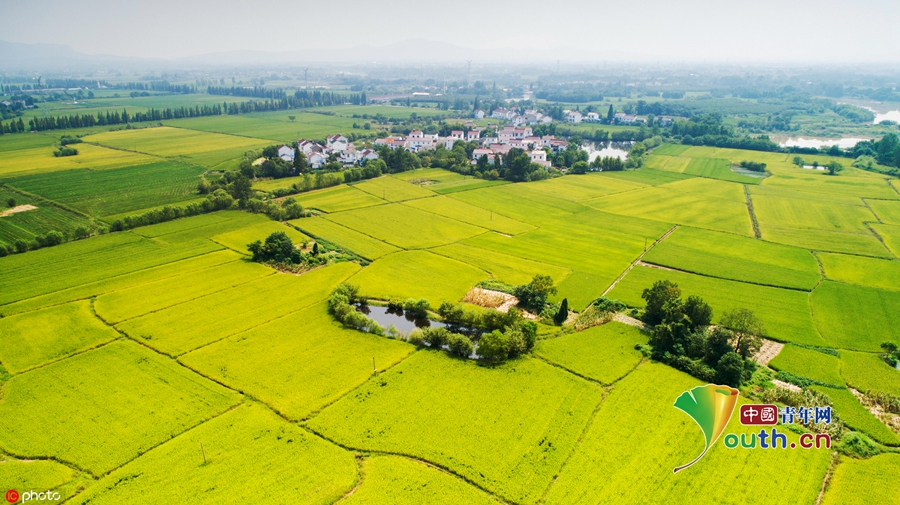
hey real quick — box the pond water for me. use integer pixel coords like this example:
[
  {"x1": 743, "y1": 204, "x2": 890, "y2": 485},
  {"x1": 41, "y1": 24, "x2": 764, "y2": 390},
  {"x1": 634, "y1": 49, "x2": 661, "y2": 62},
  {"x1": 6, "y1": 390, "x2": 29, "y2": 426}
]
[
  {"x1": 356, "y1": 305, "x2": 481, "y2": 338},
  {"x1": 874, "y1": 110, "x2": 900, "y2": 124},
  {"x1": 583, "y1": 142, "x2": 630, "y2": 162},
  {"x1": 780, "y1": 137, "x2": 866, "y2": 149}
]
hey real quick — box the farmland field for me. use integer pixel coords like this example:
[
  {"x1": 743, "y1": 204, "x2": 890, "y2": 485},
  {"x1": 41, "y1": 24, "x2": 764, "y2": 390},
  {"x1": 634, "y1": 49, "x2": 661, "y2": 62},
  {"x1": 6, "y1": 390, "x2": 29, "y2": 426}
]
[
  {"x1": 70, "y1": 403, "x2": 358, "y2": 505},
  {"x1": 810, "y1": 281, "x2": 900, "y2": 351},
  {"x1": 84, "y1": 126, "x2": 270, "y2": 168},
  {"x1": 0, "y1": 143, "x2": 158, "y2": 178},
  {"x1": 351, "y1": 175, "x2": 436, "y2": 202},
  {"x1": 609, "y1": 266, "x2": 826, "y2": 346},
  {"x1": 116, "y1": 262, "x2": 360, "y2": 356},
  {"x1": 306, "y1": 351, "x2": 604, "y2": 504},
  {"x1": 430, "y1": 243, "x2": 571, "y2": 286},
  {"x1": 820, "y1": 454, "x2": 900, "y2": 505},
  {"x1": 810, "y1": 386, "x2": 900, "y2": 445},
  {"x1": 324, "y1": 203, "x2": 486, "y2": 249},
  {"x1": 767, "y1": 344, "x2": 843, "y2": 386},
  {"x1": 543, "y1": 362, "x2": 831, "y2": 505},
  {"x1": 7, "y1": 161, "x2": 207, "y2": 217},
  {"x1": 347, "y1": 250, "x2": 488, "y2": 303},
  {"x1": 290, "y1": 216, "x2": 399, "y2": 259},
  {"x1": 290, "y1": 184, "x2": 385, "y2": 212},
  {"x1": 683, "y1": 157, "x2": 761, "y2": 184},
  {"x1": 871, "y1": 223, "x2": 900, "y2": 257},
  {"x1": 210, "y1": 220, "x2": 309, "y2": 254},
  {"x1": 401, "y1": 194, "x2": 535, "y2": 235},
  {"x1": 0, "y1": 340, "x2": 240, "y2": 475},
  {"x1": 817, "y1": 252, "x2": 900, "y2": 290},
  {"x1": 341, "y1": 456, "x2": 502, "y2": 505},
  {"x1": 839, "y1": 351, "x2": 900, "y2": 396},
  {"x1": 180, "y1": 302, "x2": 414, "y2": 420},
  {"x1": 866, "y1": 198, "x2": 900, "y2": 225},
  {"x1": 535, "y1": 322, "x2": 647, "y2": 384},
  {"x1": 0, "y1": 186, "x2": 91, "y2": 244},
  {"x1": 0, "y1": 300, "x2": 120, "y2": 373},
  {"x1": 643, "y1": 226, "x2": 821, "y2": 289}
]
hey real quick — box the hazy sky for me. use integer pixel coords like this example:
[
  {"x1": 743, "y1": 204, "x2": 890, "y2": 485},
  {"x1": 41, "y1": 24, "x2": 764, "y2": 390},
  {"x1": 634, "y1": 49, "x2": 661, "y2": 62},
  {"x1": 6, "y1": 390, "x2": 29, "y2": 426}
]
[{"x1": 5, "y1": 0, "x2": 900, "y2": 62}]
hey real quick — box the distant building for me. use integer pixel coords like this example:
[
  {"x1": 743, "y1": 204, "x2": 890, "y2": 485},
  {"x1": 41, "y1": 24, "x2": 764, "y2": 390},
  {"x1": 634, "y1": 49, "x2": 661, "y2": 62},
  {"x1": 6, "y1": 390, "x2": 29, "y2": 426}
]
[
  {"x1": 474, "y1": 109, "x2": 485, "y2": 119},
  {"x1": 277, "y1": 145, "x2": 294, "y2": 162},
  {"x1": 564, "y1": 110, "x2": 583, "y2": 123}
]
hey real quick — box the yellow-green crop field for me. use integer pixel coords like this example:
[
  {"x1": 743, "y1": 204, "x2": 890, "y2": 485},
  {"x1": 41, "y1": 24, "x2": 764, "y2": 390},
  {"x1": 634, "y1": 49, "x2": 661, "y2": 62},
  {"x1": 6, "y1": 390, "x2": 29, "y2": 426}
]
[
  {"x1": 84, "y1": 126, "x2": 270, "y2": 168},
  {"x1": 2, "y1": 101, "x2": 899, "y2": 505}
]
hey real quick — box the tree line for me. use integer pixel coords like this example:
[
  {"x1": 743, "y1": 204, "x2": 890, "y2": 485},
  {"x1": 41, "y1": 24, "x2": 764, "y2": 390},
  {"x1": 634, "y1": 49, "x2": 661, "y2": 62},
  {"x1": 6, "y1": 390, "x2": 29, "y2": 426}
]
[{"x1": 208, "y1": 87, "x2": 367, "y2": 107}]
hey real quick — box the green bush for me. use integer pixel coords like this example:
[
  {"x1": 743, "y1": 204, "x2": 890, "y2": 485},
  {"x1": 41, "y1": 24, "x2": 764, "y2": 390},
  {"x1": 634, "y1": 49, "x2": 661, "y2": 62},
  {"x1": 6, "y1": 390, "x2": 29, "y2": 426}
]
[{"x1": 447, "y1": 333, "x2": 475, "y2": 358}]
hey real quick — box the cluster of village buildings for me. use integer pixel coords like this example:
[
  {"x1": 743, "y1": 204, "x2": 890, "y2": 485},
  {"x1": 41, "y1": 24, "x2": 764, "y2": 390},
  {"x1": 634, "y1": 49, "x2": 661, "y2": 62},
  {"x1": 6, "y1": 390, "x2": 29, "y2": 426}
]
[
  {"x1": 275, "y1": 134, "x2": 379, "y2": 169},
  {"x1": 271, "y1": 106, "x2": 668, "y2": 169}
]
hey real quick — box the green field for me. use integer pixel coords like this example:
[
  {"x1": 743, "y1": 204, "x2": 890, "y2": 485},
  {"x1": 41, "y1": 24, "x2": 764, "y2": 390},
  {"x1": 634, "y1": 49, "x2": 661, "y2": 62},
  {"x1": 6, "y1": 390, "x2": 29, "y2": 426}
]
[
  {"x1": 817, "y1": 252, "x2": 900, "y2": 291},
  {"x1": 810, "y1": 386, "x2": 900, "y2": 445},
  {"x1": 341, "y1": 456, "x2": 502, "y2": 505},
  {"x1": 0, "y1": 340, "x2": 240, "y2": 475},
  {"x1": 535, "y1": 322, "x2": 647, "y2": 384},
  {"x1": 210, "y1": 220, "x2": 309, "y2": 255},
  {"x1": 325, "y1": 203, "x2": 486, "y2": 249},
  {"x1": 94, "y1": 260, "x2": 272, "y2": 324},
  {"x1": 683, "y1": 157, "x2": 762, "y2": 184},
  {"x1": 401, "y1": 195, "x2": 535, "y2": 235},
  {"x1": 872, "y1": 223, "x2": 900, "y2": 257},
  {"x1": 839, "y1": 350, "x2": 900, "y2": 396},
  {"x1": 291, "y1": 216, "x2": 399, "y2": 259},
  {"x1": 811, "y1": 281, "x2": 900, "y2": 351},
  {"x1": 7, "y1": 161, "x2": 207, "y2": 217},
  {"x1": 543, "y1": 362, "x2": 831, "y2": 505},
  {"x1": 0, "y1": 143, "x2": 158, "y2": 178},
  {"x1": 0, "y1": 186, "x2": 91, "y2": 244},
  {"x1": 348, "y1": 250, "x2": 488, "y2": 303},
  {"x1": 866, "y1": 199, "x2": 900, "y2": 225},
  {"x1": 352, "y1": 175, "x2": 436, "y2": 202},
  {"x1": 643, "y1": 226, "x2": 821, "y2": 289},
  {"x1": 117, "y1": 262, "x2": 360, "y2": 356},
  {"x1": 181, "y1": 302, "x2": 413, "y2": 420},
  {"x1": 84, "y1": 126, "x2": 270, "y2": 168},
  {"x1": 768, "y1": 344, "x2": 844, "y2": 386},
  {"x1": 307, "y1": 351, "x2": 604, "y2": 504},
  {"x1": 290, "y1": 185, "x2": 385, "y2": 212},
  {"x1": 609, "y1": 266, "x2": 826, "y2": 346},
  {"x1": 70, "y1": 403, "x2": 358, "y2": 505},
  {"x1": 753, "y1": 193, "x2": 878, "y2": 234},
  {"x1": 820, "y1": 454, "x2": 900, "y2": 505},
  {"x1": 430, "y1": 243, "x2": 572, "y2": 286},
  {"x1": 0, "y1": 300, "x2": 120, "y2": 374}
]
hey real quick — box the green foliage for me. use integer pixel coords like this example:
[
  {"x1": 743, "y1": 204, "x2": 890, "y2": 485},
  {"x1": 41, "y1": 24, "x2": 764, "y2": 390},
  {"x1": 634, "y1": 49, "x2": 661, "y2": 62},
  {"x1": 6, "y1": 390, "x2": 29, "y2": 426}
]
[
  {"x1": 641, "y1": 279, "x2": 681, "y2": 325},
  {"x1": 513, "y1": 274, "x2": 558, "y2": 312},
  {"x1": 836, "y1": 432, "x2": 881, "y2": 459},
  {"x1": 478, "y1": 330, "x2": 509, "y2": 363},
  {"x1": 820, "y1": 454, "x2": 900, "y2": 505},
  {"x1": 553, "y1": 298, "x2": 569, "y2": 325}
]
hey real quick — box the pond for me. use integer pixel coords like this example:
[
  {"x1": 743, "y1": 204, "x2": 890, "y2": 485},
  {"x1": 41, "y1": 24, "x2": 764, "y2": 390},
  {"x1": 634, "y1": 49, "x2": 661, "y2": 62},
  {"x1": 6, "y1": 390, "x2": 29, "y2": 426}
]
[
  {"x1": 874, "y1": 110, "x2": 900, "y2": 125},
  {"x1": 583, "y1": 141, "x2": 630, "y2": 162},
  {"x1": 779, "y1": 137, "x2": 866, "y2": 149},
  {"x1": 356, "y1": 304, "x2": 481, "y2": 338}
]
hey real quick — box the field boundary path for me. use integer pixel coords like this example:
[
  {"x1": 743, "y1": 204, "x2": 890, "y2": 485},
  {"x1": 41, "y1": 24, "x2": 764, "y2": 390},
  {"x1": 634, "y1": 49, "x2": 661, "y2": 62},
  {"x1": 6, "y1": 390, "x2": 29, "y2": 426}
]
[
  {"x1": 744, "y1": 185, "x2": 762, "y2": 239},
  {"x1": 753, "y1": 339, "x2": 783, "y2": 366},
  {"x1": 602, "y1": 225, "x2": 678, "y2": 297}
]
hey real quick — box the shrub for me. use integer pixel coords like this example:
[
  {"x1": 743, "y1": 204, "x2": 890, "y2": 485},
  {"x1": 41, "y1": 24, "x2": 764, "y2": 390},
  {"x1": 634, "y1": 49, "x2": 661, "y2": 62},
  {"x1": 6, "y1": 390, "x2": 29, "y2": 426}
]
[
  {"x1": 837, "y1": 432, "x2": 880, "y2": 458},
  {"x1": 739, "y1": 160, "x2": 767, "y2": 172},
  {"x1": 407, "y1": 330, "x2": 425, "y2": 347},
  {"x1": 447, "y1": 333, "x2": 475, "y2": 358},
  {"x1": 53, "y1": 147, "x2": 78, "y2": 157},
  {"x1": 6, "y1": 198, "x2": 15, "y2": 208},
  {"x1": 73, "y1": 225, "x2": 91, "y2": 240},
  {"x1": 422, "y1": 327, "x2": 450, "y2": 348},
  {"x1": 512, "y1": 274, "x2": 557, "y2": 311},
  {"x1": 14, "y1": 239, "x2": 28, "y2": 253},
  {"x1": 553, "y1": 298, "x2": 569, "y2": 325},
  {"x1": 478, "y1": 330, "x2": 509, "y2": 363},
  {"x1": 403, "y1": 298, "x2": 431, "y2": 319}
]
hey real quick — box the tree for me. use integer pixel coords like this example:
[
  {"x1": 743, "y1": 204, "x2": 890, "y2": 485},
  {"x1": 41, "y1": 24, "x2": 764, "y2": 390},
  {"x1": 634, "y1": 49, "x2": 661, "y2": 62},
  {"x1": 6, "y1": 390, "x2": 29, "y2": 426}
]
[
  {"x1": 683, "y1": 295, "x2": 712, "y2": 330},
  {"x1": 6, "y1": 198, "x2": 15, "y2": 207},
  {"x1": 229, "y1": 175, "x2": 253, "y2": 201},
  {"x1": 704, "y1": 327, "x2": 735, "y2": 365},
  {"x1": 825, "y1": 161, "x2": 843, "y2": 175},
  {"x1": 293, "y1": 150, "x2": 308, "y2": 173},
  {"x1": 288, "y1": 115, "x2": 296, "y2": 122},
  {"x1": 719, "y1": 308, "x2": 764, "y2": 359},
  {"x1": 641, "y1": 280, "x2": 681, "y2": 325},
  {"x1": 479, "y1": 330, "x2": 509, "y2": 363},
  {"x1": 448, "y1": 333, "x2": 475, "y2": 358},
  {"x1": 607, "y1": 104, "x2": 615, "y2": 122},
  {"x1": 513, "y1": 274, "x2": 558, "y2": 311},
  {"x1": 716, "y1": 352, "x2": 744, "y2": 387},
  {"x1": 554, "y1": 298, "x2": 569, "y2": 325}
]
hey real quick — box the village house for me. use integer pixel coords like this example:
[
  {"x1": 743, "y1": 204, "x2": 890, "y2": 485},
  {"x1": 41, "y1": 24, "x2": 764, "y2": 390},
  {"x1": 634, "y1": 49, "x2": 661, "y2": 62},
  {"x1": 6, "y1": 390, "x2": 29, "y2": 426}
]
[
  {"x1": 474, "y1": 109, "x2": 485, "y2": 119},
  {"x1": 564, "y1": 110, "x2": 583, "y2": 123},
  {"x1": 306, "y1": 151, "x2": 327, "y2": 169},
  {"x1": 528, "y1": 149, "x2": 551, "y2": 168},
  {"x1": 586, "y1": 112, "x2": 600, "y2": 122},
  {"x1": 277, "y1": 145, "x2": 294, "y2": 162}
]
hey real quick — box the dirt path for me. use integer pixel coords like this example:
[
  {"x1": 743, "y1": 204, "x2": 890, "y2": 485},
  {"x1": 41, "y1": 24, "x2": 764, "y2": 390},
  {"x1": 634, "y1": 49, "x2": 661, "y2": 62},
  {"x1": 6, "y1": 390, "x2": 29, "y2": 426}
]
[
  {"x1": 772, "y1": 379, "x2": 802, "y2": 392},
  {"x1": 635, "y1": 261, "x2": 679, "y2": 272},
  {"x1": 602, "y1": 225, "x2": 678, "y2": 297},
  {"x1": 753, "y1": 339, "x2": 784, "y2": 366},
  {"x1": 0, "y1": 204, "x2": 37, "y2": 217}
]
